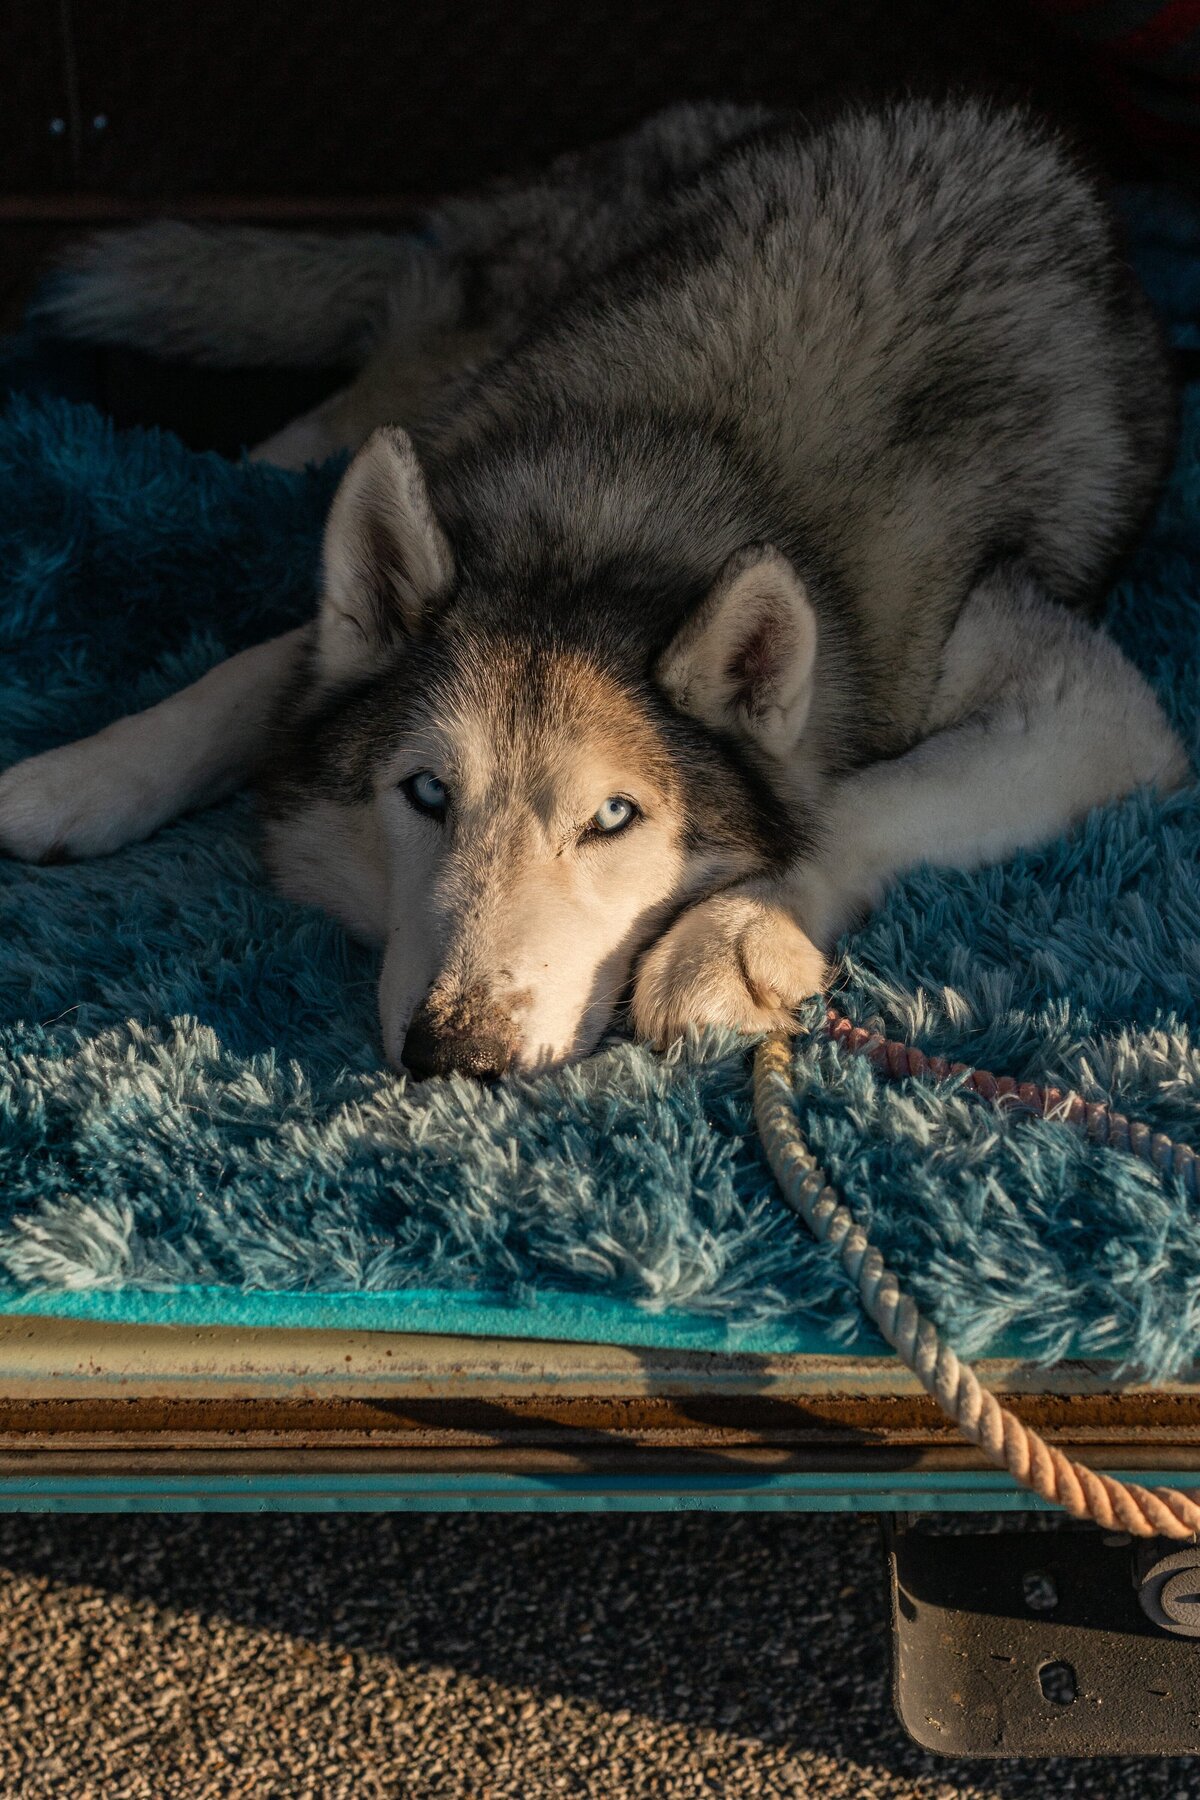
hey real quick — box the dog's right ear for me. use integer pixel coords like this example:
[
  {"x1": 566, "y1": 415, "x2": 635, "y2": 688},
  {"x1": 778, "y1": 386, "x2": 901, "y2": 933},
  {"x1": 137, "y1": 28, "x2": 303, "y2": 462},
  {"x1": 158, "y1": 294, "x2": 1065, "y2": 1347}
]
[{"x1": 316, "y1": 426, "x2": 454, "y2": 685}]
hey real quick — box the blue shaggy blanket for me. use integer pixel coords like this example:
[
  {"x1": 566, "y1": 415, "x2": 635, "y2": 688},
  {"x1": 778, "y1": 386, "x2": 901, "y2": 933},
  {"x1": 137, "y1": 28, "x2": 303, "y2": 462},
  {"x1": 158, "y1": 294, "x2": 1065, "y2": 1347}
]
[{"x1": 1, "y1": 189, "x2": 1199, "y2": 1376}]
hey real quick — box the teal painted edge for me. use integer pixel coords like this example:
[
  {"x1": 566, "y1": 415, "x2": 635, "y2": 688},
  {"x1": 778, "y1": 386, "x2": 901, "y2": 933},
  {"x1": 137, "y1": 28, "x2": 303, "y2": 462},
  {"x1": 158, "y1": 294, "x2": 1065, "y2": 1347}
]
[
  {"x1": 0, "y1": 1283, "x2": 1039, "y2": 1361},
  {"x1": 0, "y1": 1469, "x2": 1188, "y2": 1515}
]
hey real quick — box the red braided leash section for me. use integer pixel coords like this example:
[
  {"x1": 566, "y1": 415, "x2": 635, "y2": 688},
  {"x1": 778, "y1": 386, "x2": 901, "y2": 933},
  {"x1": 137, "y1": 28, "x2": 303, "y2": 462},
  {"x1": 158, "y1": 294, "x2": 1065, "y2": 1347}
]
[{"x1": 823, "y1": 1005, "x2": 1199, "y2": 1198}]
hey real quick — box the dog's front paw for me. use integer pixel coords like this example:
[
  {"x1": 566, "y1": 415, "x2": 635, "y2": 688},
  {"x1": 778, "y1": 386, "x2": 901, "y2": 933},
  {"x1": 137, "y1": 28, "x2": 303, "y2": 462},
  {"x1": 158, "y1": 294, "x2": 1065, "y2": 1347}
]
[
  {"x1": 0, "y1": 740, "x2": 150, "y2": 863},
  {"x1": 631, "y1": 889, "x2": 827, "y2": 1047}
]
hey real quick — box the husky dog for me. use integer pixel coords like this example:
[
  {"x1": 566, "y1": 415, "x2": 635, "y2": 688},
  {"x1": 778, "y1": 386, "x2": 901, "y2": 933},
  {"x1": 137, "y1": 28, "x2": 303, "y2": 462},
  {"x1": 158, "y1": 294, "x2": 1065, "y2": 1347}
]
[{"x1": 0, "y1": 98, "x2": 1188, "y2": 1076}]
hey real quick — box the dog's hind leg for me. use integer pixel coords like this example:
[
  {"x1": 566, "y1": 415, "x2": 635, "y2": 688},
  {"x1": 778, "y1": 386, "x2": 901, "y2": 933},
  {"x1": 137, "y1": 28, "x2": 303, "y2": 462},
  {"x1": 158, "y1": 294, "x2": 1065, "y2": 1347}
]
[
  {"x1": 632, "y1": 572, "x2": 1190, "y2": 1045},
  {"x1": 0, "y1": 628, "x2": 307, "y2": 862},
  {"x1": 249, "y1": 327, "x2": 499, "y2": 466}
]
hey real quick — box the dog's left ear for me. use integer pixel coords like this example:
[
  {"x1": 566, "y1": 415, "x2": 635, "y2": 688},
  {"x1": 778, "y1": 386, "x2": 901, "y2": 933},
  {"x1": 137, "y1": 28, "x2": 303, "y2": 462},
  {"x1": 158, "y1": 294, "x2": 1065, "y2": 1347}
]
[
  {"x1": 656, "y1": 546, "x2": 818, "y2": 757},
  {"x1": 317, "y1": 426, "x2": 454, "y2": 685}
]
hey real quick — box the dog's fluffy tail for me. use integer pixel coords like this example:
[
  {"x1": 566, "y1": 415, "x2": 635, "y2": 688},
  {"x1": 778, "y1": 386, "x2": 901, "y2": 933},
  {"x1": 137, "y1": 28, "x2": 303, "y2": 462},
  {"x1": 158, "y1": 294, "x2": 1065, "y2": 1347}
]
[{"x1": 32, "y1": 222, "x2": 461, "y2": 368}]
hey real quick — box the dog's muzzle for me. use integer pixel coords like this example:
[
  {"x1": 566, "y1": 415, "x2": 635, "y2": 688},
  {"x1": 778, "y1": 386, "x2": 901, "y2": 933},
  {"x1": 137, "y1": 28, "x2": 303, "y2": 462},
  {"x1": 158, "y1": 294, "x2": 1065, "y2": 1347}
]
[{"x1": 401, "y1": 994, "x2": 515, "y2": 1081}]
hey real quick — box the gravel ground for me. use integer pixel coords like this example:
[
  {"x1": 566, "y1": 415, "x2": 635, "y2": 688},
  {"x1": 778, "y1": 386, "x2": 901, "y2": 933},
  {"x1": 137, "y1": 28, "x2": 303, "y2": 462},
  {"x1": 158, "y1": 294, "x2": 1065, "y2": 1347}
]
[{"x1": 0, "y1": 1511, "x2": 1195, "y2": 1798}]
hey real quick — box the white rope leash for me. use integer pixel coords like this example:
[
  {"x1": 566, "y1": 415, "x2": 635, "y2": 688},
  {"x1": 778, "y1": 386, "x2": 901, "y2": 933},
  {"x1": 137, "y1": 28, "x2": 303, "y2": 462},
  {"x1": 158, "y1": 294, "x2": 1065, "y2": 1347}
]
[{"x1": 753, "y1": 1032, "x2": 1200, "y2": 1539}]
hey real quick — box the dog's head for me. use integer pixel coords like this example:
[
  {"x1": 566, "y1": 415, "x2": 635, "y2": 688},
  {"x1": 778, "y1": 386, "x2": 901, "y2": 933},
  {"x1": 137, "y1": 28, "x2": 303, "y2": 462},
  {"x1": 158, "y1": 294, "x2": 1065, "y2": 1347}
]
[{"x1": 262, "y1": 427, "x2": 822, "y2": 1075}]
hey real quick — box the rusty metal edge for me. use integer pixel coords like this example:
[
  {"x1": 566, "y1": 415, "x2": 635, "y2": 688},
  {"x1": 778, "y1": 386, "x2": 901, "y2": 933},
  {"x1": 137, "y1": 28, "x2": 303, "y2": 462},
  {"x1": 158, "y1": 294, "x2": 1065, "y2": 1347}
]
[{"x1": 0, "y1": 1392, "x2": 1196, "y2": 1457}]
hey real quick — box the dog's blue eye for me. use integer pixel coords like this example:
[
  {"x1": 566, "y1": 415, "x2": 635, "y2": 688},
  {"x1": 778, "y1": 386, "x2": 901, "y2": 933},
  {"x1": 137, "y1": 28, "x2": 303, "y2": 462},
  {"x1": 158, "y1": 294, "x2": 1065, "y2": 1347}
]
[
  {"x1": 589, "y1": 796, "x2": 636, "y2": 835},
  {"x1": 402, "y1": 771, "x2": 448, "y2": 818}
]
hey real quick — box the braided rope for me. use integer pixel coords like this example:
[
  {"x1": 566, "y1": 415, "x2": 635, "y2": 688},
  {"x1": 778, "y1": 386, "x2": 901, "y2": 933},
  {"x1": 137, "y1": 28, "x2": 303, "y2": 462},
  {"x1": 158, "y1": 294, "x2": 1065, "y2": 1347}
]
[
  {"x1": 753, "y1": 1032, "x2": 1200, "y2": 1538},
  {"x1": 823, "y1": 1004, "x2": 1199, "y2": 1197}
]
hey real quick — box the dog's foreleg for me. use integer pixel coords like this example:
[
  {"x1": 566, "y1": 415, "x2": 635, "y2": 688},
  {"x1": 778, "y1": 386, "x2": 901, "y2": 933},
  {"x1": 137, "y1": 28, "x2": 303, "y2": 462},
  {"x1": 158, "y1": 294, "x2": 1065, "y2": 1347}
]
[
  {"x1": 0, "y1": 627, "x2": 308, "y2": 862},
  {"x1": 794, "y1": 576, "x2": 1190, "y2": 947},
  {"x1": 632, "y1": 574, "x2": 1190, "y2": 1044}
]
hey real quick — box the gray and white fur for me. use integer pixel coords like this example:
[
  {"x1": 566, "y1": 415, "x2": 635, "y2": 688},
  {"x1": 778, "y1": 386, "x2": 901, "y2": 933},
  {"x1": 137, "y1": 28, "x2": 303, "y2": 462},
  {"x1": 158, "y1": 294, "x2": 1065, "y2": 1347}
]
[{"x1": 3, "y1": 96, "x2": 1188, "y2": 1076}]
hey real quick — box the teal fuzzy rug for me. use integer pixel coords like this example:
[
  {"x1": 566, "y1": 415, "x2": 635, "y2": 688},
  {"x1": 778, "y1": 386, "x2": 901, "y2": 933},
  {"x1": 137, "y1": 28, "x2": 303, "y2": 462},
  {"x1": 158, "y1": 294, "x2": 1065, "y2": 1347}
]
[{"x1": 1, "y1": 190, "x2": 1199, "y2": 1373}]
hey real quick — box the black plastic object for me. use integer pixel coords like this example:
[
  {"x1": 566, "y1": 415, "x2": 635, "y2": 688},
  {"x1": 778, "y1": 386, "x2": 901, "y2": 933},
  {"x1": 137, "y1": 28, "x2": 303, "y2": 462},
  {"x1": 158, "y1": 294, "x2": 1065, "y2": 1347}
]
[{"x1": 889, "y1": 1523, "x2": 1200, "y2": 1757}]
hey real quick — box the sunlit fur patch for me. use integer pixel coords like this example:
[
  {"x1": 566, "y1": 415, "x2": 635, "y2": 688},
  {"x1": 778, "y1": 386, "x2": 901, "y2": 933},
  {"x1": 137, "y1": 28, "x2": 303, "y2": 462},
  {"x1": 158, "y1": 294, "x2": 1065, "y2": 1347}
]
[{"x1": 430, "y1": 635, "x2": 678, "y2": 814}]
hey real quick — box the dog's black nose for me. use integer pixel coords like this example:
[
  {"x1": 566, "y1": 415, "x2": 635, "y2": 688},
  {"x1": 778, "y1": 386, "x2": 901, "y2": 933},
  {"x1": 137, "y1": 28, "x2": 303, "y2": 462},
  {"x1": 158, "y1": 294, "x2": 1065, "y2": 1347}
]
[{"x1": 401, "y1": 1008, "x2": 512, "y2": 1081}]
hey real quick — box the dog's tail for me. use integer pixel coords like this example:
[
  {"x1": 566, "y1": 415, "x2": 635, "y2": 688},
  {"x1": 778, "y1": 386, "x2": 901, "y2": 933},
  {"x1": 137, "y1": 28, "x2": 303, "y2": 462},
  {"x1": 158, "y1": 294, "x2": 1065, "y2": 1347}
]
[{"x1": 31, "y1": 222, "x2": 461, "y2": 368}]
